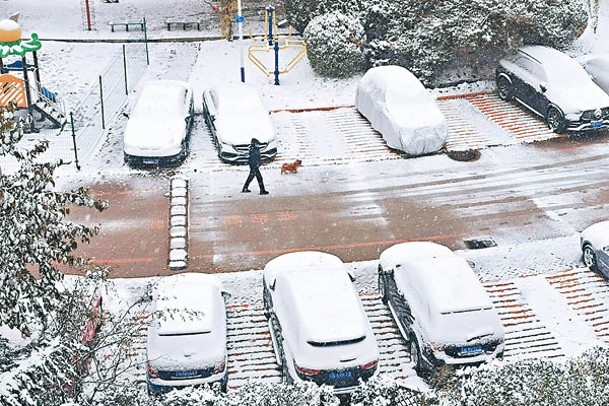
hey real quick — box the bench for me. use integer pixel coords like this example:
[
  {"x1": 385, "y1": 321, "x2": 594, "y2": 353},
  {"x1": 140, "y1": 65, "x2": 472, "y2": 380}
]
[
  {"x1": 108, "y1": 19, "x2": 144, "y2": 32},
  {"x1": 164, "y1": 17, "x2": 202, "y2": 31}
]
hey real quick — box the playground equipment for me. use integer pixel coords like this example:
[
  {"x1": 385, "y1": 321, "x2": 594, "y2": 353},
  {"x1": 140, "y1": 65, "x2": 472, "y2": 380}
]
[
  {"x1": 0, "y1": 19, "x2": 66, "y2": 130},
  {"x1": 247, "y1": 6, "x2": 306, "y2": 85}
]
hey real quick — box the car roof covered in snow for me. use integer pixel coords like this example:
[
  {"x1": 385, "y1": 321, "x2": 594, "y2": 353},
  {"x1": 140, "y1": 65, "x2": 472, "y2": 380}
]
[
  {"x1": 381, "y1": 242, "x2": 492, "y2": 314},
  {"x1": 133, "y1": 79, "x2": 191, "y2": 117},
  {"x1": 264, "y1": 252, "x2": 369, "y2": 343},
  {"x1": 514, "y1": 45, "x2": 591, "y2": 84},
  {"x1": 153, "y1": 273, "x2": 224, "y2": 336}
]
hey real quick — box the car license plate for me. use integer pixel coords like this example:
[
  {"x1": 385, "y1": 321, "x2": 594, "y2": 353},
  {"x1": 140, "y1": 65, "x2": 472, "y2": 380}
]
[
  {"x1": 328, "y1": 370, "x2": 352, "y2": 381},
  {"x1": 174, "y1": 369, "x2": 199, "y2": 378},
  {"x1": 459, "y1": 345, "x2": 483, "y2": 356},
  {"x1": 143, "y1": 158, "x2": 159, "y2": 165},
  {"x1": 591, "y1": 120, "x2": 603, "y2": 128}
]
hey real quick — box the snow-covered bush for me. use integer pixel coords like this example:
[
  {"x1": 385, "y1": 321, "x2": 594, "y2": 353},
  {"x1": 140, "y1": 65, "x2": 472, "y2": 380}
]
[
  {"x1": 289, "y1": 0, "x2": 587, "y2": 83},
  {"x1": 283, "y1": 0, "x2": 364, "y2": 33},
  {"x1": 303, "y1": 11, "x2": 366, "y2": 78},
  {"x1": 350, "y1": 375, "x2": 434, "y2": 405},
  {"x1": 442, "y1": 347, "x2": 609, "y2": 405}
]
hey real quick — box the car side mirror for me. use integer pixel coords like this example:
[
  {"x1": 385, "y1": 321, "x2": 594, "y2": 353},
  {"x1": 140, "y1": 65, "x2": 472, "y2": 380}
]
[
  {"x1": 603, "y1": 246, "x2": 609, "y2": 253},
  {"x1": 348, "y1": 270, "x2": 356, "y2": 282},
  {"x1": 122, "y1": 112, "x2": 130, "y2": 119},
  {"x1": 540, "y1": 83, "x2": 547, "y2": 93},
  {"x1": 222, "y1": 291, "x2": 232, "y2": 300},
  {"x1": 269, "y1": 279, "x2": 276, "y2": 291},
  {"x1": 467, "y1": 260, "x2": 476, "y2": 269}
]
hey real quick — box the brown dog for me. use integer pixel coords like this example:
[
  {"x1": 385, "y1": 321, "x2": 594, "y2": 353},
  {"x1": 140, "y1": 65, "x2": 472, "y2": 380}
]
[{"x1": 281, "y1": 159, "x2": 302, "y2": 174}]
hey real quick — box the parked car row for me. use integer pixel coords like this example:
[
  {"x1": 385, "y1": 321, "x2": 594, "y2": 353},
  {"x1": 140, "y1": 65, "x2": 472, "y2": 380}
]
[
  {"x1": 124, "y1": 82, "x2": 277, "y2": 168},
  {"x1": 123, "y1": 46, "x2": 609, "y2": 168},
  {"x1": 146, "y1": 242, "x2": 505, "y2": 395}
]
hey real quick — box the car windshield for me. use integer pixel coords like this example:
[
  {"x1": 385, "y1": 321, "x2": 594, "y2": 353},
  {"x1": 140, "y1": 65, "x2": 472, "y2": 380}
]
[{"x1": 307, "y1": 335, "x2": 366, "y2": 347}]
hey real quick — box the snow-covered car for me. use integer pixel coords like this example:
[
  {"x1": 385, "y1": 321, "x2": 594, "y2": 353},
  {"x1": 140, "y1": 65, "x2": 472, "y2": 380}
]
[
  {"x1": 263, "y1": 251, "x2": 379, "y2": 394},
  {"x1": 123, "y1": 79, "x2": 194, "y2": 167},
  {"x1": 202, "y1": 83, "x2": 277, "y2": 163},
  {"x1": 577, "y1": 54, "x2": 609, "y2": 96},
  {"x1": 581, "y1": 220, "x2": 609, "y2": 279},
  {"x1": 378, "y1": 242, "x2": 505, "y2": 375},
  {"x1": 355, "y1": 65, "x2": 448, "y2": 156},
  {"x1": 146, "y1": 273, "x2": 229, "y2": 394},
  {"x1": 496, "y1": 45, "x2": 609, "y2": 133}
]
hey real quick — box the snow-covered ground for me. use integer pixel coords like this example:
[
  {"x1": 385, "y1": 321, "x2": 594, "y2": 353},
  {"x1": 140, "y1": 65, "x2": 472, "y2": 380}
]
[{"x1": 4, "y1": 0, "x2": 609, "y2": 396}]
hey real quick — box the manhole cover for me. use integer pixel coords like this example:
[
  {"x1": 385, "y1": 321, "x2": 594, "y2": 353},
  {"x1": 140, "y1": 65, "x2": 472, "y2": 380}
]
[
  {"x1": 464, "y1": 237, "x2": 497, "y2": 249},
  {"x1": 447, "y1": 149, "x2": 481, "y2": 162}
]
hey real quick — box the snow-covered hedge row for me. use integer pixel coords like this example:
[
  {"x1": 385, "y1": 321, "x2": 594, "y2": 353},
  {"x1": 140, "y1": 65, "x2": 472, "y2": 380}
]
[
  {"x1": 293, "y1": 0, "x2": 588, "y2": 82},
  {"x1": 82, "y1": 378, "x2": 432, "y2": 406},
  {"x1": 436, "y1": 347, "x2": 609, "y2": 406}
]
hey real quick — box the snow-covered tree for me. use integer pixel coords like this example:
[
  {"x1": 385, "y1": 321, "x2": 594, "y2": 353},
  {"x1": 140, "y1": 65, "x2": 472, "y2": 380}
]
[
  {"x1": 303, "y1": 11, "x2": 366, "y2": 77},
  {"x1": 289, "y1": 0, "x2": 588, "y2": 83},
  {"x1": 0, "y1": 104, "x2": 109, "y2": 405},
  {"x1": 0, "y1": 103, "x2": 106, "y2": 337}
]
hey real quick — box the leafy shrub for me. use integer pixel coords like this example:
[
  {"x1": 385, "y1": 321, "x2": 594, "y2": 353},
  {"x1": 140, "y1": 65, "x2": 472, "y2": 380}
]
[{"x1": 303, "y1": 11, "x2": 366, "y2": 78}]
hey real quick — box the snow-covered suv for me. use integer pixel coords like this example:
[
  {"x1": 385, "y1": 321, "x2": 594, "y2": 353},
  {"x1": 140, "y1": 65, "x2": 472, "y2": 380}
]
[
  {"x1": 263, "y1": 251, "x2": 379, "y2": 394},
  {"x1": 146, "y1": 273, "x2": 229, "y2": 394},
  {"x1": 378, "y1": 242, "x2": 505, "y2": 375}
]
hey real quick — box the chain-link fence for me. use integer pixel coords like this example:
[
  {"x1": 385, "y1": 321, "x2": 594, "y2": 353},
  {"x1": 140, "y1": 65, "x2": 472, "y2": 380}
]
[{"x1": 61, "y1": 23, "x2": 149, "y2": 169}]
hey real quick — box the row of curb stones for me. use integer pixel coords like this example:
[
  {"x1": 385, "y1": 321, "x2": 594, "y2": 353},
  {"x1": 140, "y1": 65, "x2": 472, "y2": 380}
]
[{"x1": 169, "y1": 177, "x2": 188, "y2": 270}]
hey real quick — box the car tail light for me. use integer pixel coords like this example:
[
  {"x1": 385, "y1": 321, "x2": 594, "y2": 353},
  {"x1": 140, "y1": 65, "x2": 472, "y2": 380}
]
[
  {"x1": 294, "y1": 362, "x2": 321, "y2": 376},
  {"x1": 431, "y1": 342, "x2": 445, "y2": 352},
  {"x1": 146, "y1": 361, "x2": 159, "y2": 378},
  {"x1": 361, "y1": 359, "x2": 378, "y2": 370},
  {"x1": 214, "y1": 358, "x2": 226, "y2": 374}
]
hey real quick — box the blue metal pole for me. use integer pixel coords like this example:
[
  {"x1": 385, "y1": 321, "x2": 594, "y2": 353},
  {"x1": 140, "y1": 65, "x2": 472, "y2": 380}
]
[
  {"x1": 274, "y1": 41, "x2": 280, "y2": 86},
  {"x1": 267, "y1": 6, "x2": 274, "y2": 46}
]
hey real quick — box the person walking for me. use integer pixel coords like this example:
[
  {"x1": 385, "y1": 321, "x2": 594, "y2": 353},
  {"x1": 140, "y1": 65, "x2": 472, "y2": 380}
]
[{"x1": 242, "y1": 138, "x2": 269, "y2": 195}]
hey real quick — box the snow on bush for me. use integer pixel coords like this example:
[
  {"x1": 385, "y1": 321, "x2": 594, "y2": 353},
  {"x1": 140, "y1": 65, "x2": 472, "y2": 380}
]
[
  {"x1": 289, "y1": 0, "x2": 587, "y2": 83},
  {"x1": 303, "y1": 11, "x2": 365, "y2": 78},
  {"x1": 434, "y1": 347, "x2": 609, "y2": 406}
]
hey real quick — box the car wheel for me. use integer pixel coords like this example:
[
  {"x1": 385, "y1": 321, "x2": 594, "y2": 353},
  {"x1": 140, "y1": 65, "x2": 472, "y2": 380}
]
[
  {"x1": 583, "y1": 244, "x2": 599, "y2": 272},
  {"x1": 409, "y1": 336, "x2": 423, "y2": 375},
  {"x1": 378, "y1": 274, "x2": 388, "y2": 305},
  {"x1": 547, "y1": 107, "x2": 566, "y2": 134},
  {"x1": 496, "y1": 76, "x2": 513, "y2": 101}
]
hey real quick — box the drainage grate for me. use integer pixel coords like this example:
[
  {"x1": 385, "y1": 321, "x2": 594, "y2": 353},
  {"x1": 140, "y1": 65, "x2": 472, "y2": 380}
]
[{"x1": 464, "y1": 237, "x2": 497, "y2": 249}]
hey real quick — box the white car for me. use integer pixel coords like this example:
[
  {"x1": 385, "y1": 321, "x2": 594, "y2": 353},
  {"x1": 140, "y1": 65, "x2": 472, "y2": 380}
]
[
  {"x1": 496, "y1": 46, "x2": 609, "y2": 133},
  {"x1": 578, "y1": 54, "x2": 609, "y2": 96},
  {"x1": 378, "y1": 242, "x2": 505, "y2": 376},
  {"x1": 355, "y1": 65, "x2": 448, "y2": 156},
  {"x1": 202, "y1": 84, "x2": 277, "y2": 163},
  {"x1": 263, "y1": 251, "x2": 379, "y2": 394},
  {"x1": 581, "y1": 220, "x2": 609, "y2": 279},
  {"x1": 124, "y1": 80, "x2": 194, "y2": 167},
  {"x1": 146, "y1": 273, "x2": 229, "y2": 394}
]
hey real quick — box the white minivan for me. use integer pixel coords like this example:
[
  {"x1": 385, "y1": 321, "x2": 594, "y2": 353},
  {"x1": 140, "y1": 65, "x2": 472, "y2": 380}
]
[
  {"x1": 378, "y1": 242, "x2": 505, "y2": 375},
  {"x1": 263, "y1": 251, "x2": 379, "y2": 394}
]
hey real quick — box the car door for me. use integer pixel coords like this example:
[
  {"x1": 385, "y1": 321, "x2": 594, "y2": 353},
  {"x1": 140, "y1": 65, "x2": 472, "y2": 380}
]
[
  {"x1": 385, "y1": 268, "x2": 414, "y2": 339},
  {"x1": 596, "y1": 246, "x2": 609, "y2": 278},
  {"x1": 513, "y1": 56, "x2": 548, "y2": 116},
  {"x1": 202, "y1": 90, "x2": 218, "y2": 139}
]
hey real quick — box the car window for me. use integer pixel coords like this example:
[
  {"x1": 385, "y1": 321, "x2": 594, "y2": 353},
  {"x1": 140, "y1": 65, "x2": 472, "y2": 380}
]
[{"x1": 515, "y1": 57, "x2": 546, "y2": 82}]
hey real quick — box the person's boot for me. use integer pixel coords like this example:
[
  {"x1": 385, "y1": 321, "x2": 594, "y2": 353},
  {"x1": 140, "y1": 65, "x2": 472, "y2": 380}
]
[
  {"x1": 260, "y1": 190, "x2": 269, "y2": 195},
  {"x1": 242, "y1": 188, "x2": 251, "y2": 193}
]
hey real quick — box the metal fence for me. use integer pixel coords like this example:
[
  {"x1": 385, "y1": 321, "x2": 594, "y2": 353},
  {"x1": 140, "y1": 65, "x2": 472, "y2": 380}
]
[{"x1": 61, "y1": 24, "x2": 149, "y2": 169}]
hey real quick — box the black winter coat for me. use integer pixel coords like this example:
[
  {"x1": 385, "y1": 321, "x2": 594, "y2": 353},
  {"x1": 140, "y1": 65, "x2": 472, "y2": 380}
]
[{"x1": 248, "y1": 143, "x2": 262, "y2": 169}]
